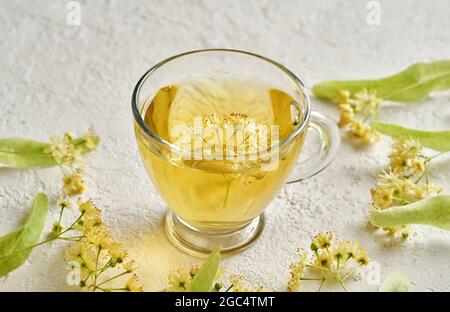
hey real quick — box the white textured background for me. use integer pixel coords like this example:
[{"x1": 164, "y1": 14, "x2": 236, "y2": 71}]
[{"x1": 1, "y1": 0, "x2": 450, "y2": 292}]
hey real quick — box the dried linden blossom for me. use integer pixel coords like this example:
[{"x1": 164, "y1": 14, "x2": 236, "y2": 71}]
[
  {"x1": 287, "y1": 232, "x2": 369, "y2": 292},
  {"x1": 337, "y1": 89, "x2": 382, "y2": 144},
  {"x1": 370, "y1": 138, "x2": 442, "y2": 239}
]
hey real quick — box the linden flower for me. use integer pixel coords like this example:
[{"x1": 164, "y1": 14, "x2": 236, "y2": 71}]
[
  {"x1": 64, "y1": 204, "x2": 142, "y2": 292},
  {"x1": 338, "y1": 103, "x2": 354, "y2": 127},
  {"x1": 229, "y1": 275, "x2": 269, "y2": 292},
  {"x1": 85, "y1": 227, "x2": 112, "y2": 249},
  {"x1": 201, "y1": 112, "x2": 272, "y2": 157},
  {"x1": 314, "y1": 251, "x2": 332, "y2": 268},
  {"x1": 338, "y1": 90, "x2": 351, "y2": 104},
  {"x1": 83, "y1": 130, "x2": 99, "y2": 151},
  {"x1": 287, "y1": 249, "x2": 307, "y2": 292},
  {"x1": 371, "y1": 180, "x2": 441, "y2": 240},
  {"x1": 56, "y1": 196, "x2": 72, "y2": 209},
  {"x1": 65, "y1": 242, "x2": 96, "y2": 273},
  {"x1": 377, "y1": 170, "x2": 401, "y2": 185},
  {"x1": 108, "y1": 242, "x2": 128, "y2": 264},
  {"x1": 74, "y1": 199, "x2": 105, "y2": 233},
  {"x1": 83, "y1": 214, "x2": 103, "y2": 229},
  {"x1": 68, "y1": 148, "x2": 85, "y2": 171},
  {"x1": 372, "y1": 170, "x2": 442, "y2": 211},
  {"x1": 78, "y1": 199, "x2": 100, "y2": 216},
  {"x1": 44, "y1": 134, "x2": 74, "y2": 164},
  {"x1": 354, "y1": 248, "x2": 369, "y2": 266},
  {"x1": 77, "y1": 242, "x2": 98, "y2": 272},
  {"x1": 229, "y1": 275, "x2": 248, "y2": 292},
  {"x1": 372, "y1": 171, "x2": 418, "y2": 208},
  {"x1": 416, "y1": 184, "x2": 442, "y2": 200},
  {"x1": 289, "y1": 233, "x2": 370, "y2": 292},
  {"x1": 383, "y1": 226, "x2": 412, "y2": 240},
  {"x1": 371, "y1": 147, "x2": 442, "y2": 240},
  {"x1": 345, "y1": 241, "x2": 363, "y2": 260},
  {"x1": 44, "y1": 136, "x2": 65, "y2": 160},
  {"x1": 371, "y1": 184, "x2": 394, "y2": 209},
  {"x1": 45, "y1": 131, "x2": 98, "y2": 162},
  {"x1": 352, "y1": 89, "x2": 382, "y2": 117},
  {"x1": 348, "y1": 119, "x2": 381, "y2": 143},
  {"x1": 190, "y1": 265, "x2": 200, "y2": 277},
  {"x1": 337, "y1": 89, "x2": 382, "y2": 144},
  {"x1": 389, "y1": 139, "x2": 425, "y2": 175},
  {"x1": 65, "y1": 243, "x2": 83, "y2": 262},
  {"x1": 167, "y1": 267, "x2": 194, "y2": 291},
  {"x1": 332, "y1": 240, "x2": 352, "y2": 265},
  {"x1": 63, "y1": 173, "x2": 85, "y2": 195},
  {"x1": 312, "y1": 232, "x2": 334, "y2": 249},
  {"x1": 122, "y1": 260, "x2": 137, "y2": 273},
  {"x1": 125, "y1": 274, "x2": 143, "y2": 292}
]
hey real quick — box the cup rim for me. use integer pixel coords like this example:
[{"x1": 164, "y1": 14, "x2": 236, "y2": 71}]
[{"x1": 131, "y1": 48, "x2": 311, "y2": 157}]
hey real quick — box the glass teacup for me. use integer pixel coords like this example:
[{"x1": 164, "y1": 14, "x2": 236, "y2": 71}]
[{"x1": 132, "y1": 49, "x2": 340, "y2": 256}]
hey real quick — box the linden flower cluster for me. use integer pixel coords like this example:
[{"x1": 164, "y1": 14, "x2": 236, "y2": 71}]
[
  {"x1": 166, "y1": 266, "x2": 200, "y2": 291},
  {"x1": 165, "y1": 266, "x2": 269, "y2": 292},
  {"x1": 389, "y1": 139, "x2": 427, "y2": 176},
  {"x1": 174, "y1": 112, "x2": 274, "y2": 160},
  {"x1": 9, "y1": 131, "x2": 142, "y2": 291},
  {"x1": 204, "y1": 112, "x2": 271, "y2": 144},
  {"x1": 371, "y1": 139, "x2": 442, "y2": 239},
  {"x1": 45, "y1": 132, "x2": 142, "y2": 292},
  {"x1": 64, "y1": 199, "x2": 143, "y2": 292},
  {"x1": 228, "y1": 275, "x2": 270, "y2": 292},
  {"x1": 287, "y1": 232, "x2": 369, "y2": 292},
  {"x1": 205, "y1": 112, "x2": 279, "y2": 178},
  {"x1": 44, "y1": 131, "x2": 99, "y2": 196},
  {"x1": 337, "y1": 89, "x2": 382, "y2": 144}
]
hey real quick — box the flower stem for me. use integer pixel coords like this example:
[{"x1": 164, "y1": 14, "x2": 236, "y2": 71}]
[
  {"x1": 300, "y1": 277, "x2": 328, "y2": 281},
  {"x1": 342, "y1": 270, "x2": 355, "y2": 281},
  {"x1": 58, "y1": 236, "x2": 85, "y2": 241},
  {"x1": 222, "y1": 176, "x2": 232, "y2": 210},
  {"x1": 92, "y1": 247, "x2": 102, "y2": 291},
  {"x1": 325, "y1": 247, "x2": 347, "y2": 292},
  {"x1": 95, "y1": 259, "x2": 112, "y2": 279},
  {"x1": 96, "y1": 271, "x2": 129, "y2": 288},
  {"x1": 96, "y1": 287, "x2": 128, "y2": 292},
  {"x1": 306, "y1": 264, "x2": 332, "y2": 272},
  {"x1": 57, "y1": 206, "x2": 65, "y2": 228},
  {"x1": 317, "y1": 278, "x2": 325, "y2": 292}
]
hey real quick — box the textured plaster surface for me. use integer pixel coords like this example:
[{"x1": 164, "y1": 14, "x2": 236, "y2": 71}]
[{"x1": 1, "y1": 0, "x2": 450, "y2": 291}]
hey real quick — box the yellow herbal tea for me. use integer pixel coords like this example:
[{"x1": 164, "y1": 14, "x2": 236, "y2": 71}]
[{"x1": 135, "y1": 75, "x2": 305, "y2": 231}]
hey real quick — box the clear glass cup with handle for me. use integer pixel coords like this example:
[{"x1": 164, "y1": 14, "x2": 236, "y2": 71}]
[{"x1": 132, "y1": 49, "x2": 340, "y2": 256}]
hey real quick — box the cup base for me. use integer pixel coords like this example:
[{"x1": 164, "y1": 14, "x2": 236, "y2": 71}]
[{"x1": 165, "y1": 212, "x2": 264, "y2": 257}]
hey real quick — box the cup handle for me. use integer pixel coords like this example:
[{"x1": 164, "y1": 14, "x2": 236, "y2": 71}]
[{"x1": 287, "y1": 111, "x2": 341, "y2": 184}]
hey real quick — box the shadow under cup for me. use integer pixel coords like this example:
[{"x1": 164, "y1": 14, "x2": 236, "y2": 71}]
[{"x1": 132, "y1": 49, "x2": 337, "y2": 257}]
